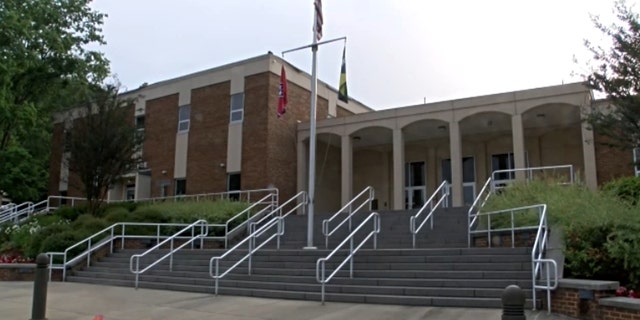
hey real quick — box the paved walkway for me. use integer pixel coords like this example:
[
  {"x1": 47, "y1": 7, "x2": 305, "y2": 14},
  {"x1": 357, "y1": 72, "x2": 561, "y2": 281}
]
[{"x1": 1, "y1": 281, "x2": 570, "y2": 320}]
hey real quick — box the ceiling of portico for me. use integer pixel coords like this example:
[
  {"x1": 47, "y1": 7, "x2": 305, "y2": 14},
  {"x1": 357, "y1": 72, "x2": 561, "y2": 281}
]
[
  {"x1": 459, "y1": 112, "x2": 512, "y2": 136},
  {"x1": 351, "y1": 126, "x2": 392, "y2": 149},
  {"x1": 522, "y1": 103, "x2": 581, "y2": 129}
]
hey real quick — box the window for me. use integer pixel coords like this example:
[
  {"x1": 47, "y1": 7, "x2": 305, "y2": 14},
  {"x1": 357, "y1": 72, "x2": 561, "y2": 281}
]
[
  {"x1": 178, "y1": 105, "x2": 190, "y2": 132},
  {"x1": 227, "y1": 173, "x2": 241, "y2": 201},
  {"x1": 491, "y1": 153, "x2": 515, "y2": 181},
  {"x1": 230, "y1": 93, "x2": 244, "y2": 123},
  {"x1": 135, "y1": 115, "x2": 145, "y2": 131},
  {"x1": 175, "y1": 179, "x2": 186, "y2": 196},
  {"x1": 126, "y1": 184, "x2": 135, "y2": 200}
]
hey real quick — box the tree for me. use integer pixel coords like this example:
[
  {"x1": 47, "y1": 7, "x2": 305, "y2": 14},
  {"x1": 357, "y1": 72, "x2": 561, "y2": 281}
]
[
  {"x1": 64, "y1": 84, "x2": 143, "y2": 214},
  {"x1": 581, "y1": 0, "x2": 640, "y2": 150},
  {"x1": 0, "y1": 0, "x2": 110, "y2": 201}
]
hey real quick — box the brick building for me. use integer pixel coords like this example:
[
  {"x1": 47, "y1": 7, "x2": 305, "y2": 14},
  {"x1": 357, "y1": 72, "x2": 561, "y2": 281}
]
[
  {"x1": 49, "y1": 53, "x2": 637, "y2": 212},
  {"x1": 48, "y1": 53, "x2": 371, "y2": 204}
]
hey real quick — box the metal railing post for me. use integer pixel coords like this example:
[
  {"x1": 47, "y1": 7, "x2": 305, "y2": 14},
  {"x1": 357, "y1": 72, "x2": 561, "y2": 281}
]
[
  {"x1": 191, "y1": 227, "x2": 195, "y2": 249},
  {"x1": 215, "y1": 260, "x2": 219, "y2": 296},
  {"x1": 110, "y1": 227, "x2": 114, "y2": 254},
  {"x1": 87, "y1": 239, "x2": 91, "y2": 267},
  {"x1": 121, "y1": 225, "x2": 126, "y2": 250},
  {"x1": 248, "y1": 233, "x2": 253, "y2": 276},
  {"x1": 349, "y1": 235, "x2": 354, "y2": 278},
  {"x1": 169, "y1": 238, "x2": 174, "y2": 272}
]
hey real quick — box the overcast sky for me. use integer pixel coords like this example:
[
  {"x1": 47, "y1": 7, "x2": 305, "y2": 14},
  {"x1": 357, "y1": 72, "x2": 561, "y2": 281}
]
[{"x1": 89, "y1": 0, "x2": 637, "y2": 110}]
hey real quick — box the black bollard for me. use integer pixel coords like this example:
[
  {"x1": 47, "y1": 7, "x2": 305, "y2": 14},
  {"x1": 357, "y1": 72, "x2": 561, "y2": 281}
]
[
  {"x1": 31, "y1": 253, "x2": 49, "y2": 320},
  {"x1": 501, "y1": 284, "x2": 526, "y2": 320}
]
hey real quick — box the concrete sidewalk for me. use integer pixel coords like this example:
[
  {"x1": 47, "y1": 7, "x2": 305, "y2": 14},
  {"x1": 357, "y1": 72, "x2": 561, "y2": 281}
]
[{"x1": 1, "y1": 281, "x2": 568, "y2": 320}]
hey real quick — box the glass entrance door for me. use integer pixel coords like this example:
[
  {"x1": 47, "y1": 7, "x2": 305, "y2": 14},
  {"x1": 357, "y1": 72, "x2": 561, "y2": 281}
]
[
  {"x1": 441, "y1": 157, "x2": 476, "y2": 206},
  {"x1": 491, "y1": 153, "x2": 515, "y2": 190},
  {"x1": 405, "y1": 162, "x2": 426, "y2": 209}
]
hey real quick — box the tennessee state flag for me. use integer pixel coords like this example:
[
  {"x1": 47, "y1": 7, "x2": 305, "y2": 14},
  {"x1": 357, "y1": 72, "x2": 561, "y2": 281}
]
[{"x1": 278, "y1": 65, "x2": 288, "y2": 117}]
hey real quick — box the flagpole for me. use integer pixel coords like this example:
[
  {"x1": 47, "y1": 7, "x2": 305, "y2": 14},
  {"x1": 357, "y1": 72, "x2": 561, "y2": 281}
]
[{"x1": 304, "y1": 15, "x2": 320, "y2": 251}]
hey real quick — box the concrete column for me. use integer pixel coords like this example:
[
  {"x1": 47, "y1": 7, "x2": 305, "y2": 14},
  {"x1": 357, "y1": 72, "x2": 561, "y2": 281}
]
[
  {"x1": 512, "y1": 114, "x2": 526, "y2": 180},
  {"x1": 392, "y1": 128, "x2": 405, "y2": 210},
  {"x1": 449, "y1": 121, "x2": 463, "y2": 207},
  {"x1": 297, "y1": 139, "x2": 308, "y2": 195},
  {"x1": 341, "y1": 134, "x2": 353, "y2": 206},
  {"x1": 581, "y1": 119, "x2": 598, "y2": 190}
]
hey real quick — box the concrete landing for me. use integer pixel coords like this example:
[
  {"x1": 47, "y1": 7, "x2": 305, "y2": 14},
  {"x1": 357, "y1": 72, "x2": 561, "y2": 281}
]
[{"x1": 0, "y1": 281, "x2": 572, "y2": 320}]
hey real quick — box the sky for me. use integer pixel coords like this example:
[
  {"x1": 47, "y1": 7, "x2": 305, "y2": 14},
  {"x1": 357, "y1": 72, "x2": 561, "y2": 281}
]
[{"x1": 89, "y1": 0, "x2": 637, "y2": 110}]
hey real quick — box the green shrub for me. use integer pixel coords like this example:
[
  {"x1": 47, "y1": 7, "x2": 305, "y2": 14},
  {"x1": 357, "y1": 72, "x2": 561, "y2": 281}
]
[
  {"x1": 131, "y1": 207, "x2": 169, "y2": 223},
  {"x1": 40, "y1": 230, "x2": 88, "y2": 263},
  {"x1": 605, "y1": 224, "x2": 640, "y2": 289},
  {"x1": 603, "y1": 176, "x2": 640, "y2": 206},
  {"x1": 72, "y1": 214, "x2": 109, "y2": 234},
  {"x1": 54, "y1": 206, "x2": 85, "y2": 222},
  {"x1": 563, "y1": 222, "x2": 626, "y2": 284},
  {"x1": 481, "y1": 179, "x2": 640, "y2": 289},
  {"x1": 104, "y1": 206, "x2": 131, "y2": 223},
  {"x1": 123, "y1": 207, "x2": 168, "y2": 235},
  {"x1": 26, "y1": 223, "x2": 72, "y2": 258}
]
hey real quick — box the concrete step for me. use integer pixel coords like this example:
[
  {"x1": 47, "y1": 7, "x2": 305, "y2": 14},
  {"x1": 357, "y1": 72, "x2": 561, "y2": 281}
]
[{"x1": 66, "y1": 276, "x2": 534, "y2": 309}]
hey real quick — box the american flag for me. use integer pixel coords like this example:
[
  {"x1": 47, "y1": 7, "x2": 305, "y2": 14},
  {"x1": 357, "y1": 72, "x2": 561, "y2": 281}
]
[{"x1": 314, "y1": 0, "x2": 323, "y2": 42}]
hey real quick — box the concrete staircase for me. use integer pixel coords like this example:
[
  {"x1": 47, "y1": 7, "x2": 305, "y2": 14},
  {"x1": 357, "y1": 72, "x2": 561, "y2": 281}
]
[{"x1": 65, "y1": 207, "x2": 537, "y2": 308}]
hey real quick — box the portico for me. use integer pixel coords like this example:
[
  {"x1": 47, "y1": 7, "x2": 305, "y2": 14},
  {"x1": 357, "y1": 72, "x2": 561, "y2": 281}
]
[{"x1": 298, "y1": 82, "x2": 597, "y2": 211}]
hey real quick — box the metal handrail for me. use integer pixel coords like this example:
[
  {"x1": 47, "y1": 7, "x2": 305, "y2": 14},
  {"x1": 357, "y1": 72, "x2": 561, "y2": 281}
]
[
  {"x1": 223, "y1": 193, "x2": 277, "y2": 248},
  {"x1": 1, "y1": 188, "x2": 279, "y2": 227},
  {"x1": 209, "y1": 192, "x2": 307, "y2": 295},
  {"x1": 409, "y1": 181, "x2": 449, "y2": 248},
  {"x1": 467, "y1": 177, "x2": 494, "y2": 247},
  {"x1": 210, "y1": 216, "x2": 284, "y2": 295},
  {"x1": 467, "y1": 164, "x2": 575, "y2": 247},
  {"x1": 531, "y1": 204, "x2": 558, "y2": 313},
  {"x1": 0, "y1": 201, "x2": 35, "y2": 223},
  {"x1": 47, "y1": 221, "x2": 226, "y2": 281},
  {"x1": 112, "y1": 188, "x2": 279, "y2": 204},
  {"x1": 129, "y1": 219, "x2": 208, "y2": 288},
  {"x1": 249, "y1": 191, "x2": 307, "y2": 235},
  {"x1": 322, "y1": 186, "x2": 374, "y2": 248},
  {"x1": 491, "y1": 165, "x2": 574, "y2": 191},
  {"x1": 316, "y1": 212, "x2": 380, "y2": 304},
  {"x1": 469, "y1": 204, "x2": 543, "y2": 248}
]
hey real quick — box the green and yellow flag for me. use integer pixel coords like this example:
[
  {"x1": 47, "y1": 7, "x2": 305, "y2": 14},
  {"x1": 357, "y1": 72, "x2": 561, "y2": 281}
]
[{"x1": 338, "y1": 46, "x2": 348, "y2": 103}]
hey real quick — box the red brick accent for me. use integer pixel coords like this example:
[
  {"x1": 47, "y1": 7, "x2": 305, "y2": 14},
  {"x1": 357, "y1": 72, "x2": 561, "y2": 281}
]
[
  {"x1": 0, "y1": 265, "x2": 35, "y2": 281},
  {"x1": 186, "y1": 82, "x2": 231, "y2": 194},
  {"x1": 594, "y1": 133, "x2": 634, "y2": 186},
  {"x1": 549, "y1": 286, "x2": 617, "y2": 319},
  {"x1": 145, "y1": 94, "x2": 179, "y2": 197},
  {"x1": 601, "y1": 306, "x2": 640, "y2": 320}
]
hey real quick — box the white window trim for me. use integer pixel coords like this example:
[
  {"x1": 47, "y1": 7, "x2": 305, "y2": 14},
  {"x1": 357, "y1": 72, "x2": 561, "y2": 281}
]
[
  {"x1": 230, "y1": 93, "x2": 244, "y2": 124},
  {"x1": 178, "y1": 105, "x2": 190, "y2": 133}
]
